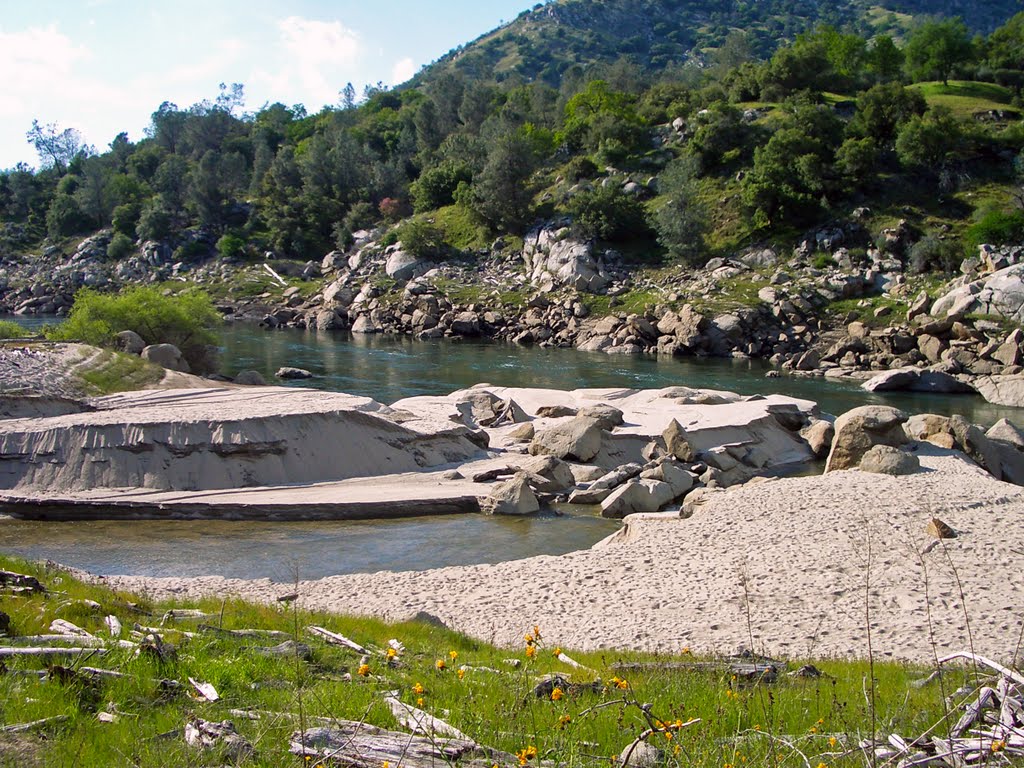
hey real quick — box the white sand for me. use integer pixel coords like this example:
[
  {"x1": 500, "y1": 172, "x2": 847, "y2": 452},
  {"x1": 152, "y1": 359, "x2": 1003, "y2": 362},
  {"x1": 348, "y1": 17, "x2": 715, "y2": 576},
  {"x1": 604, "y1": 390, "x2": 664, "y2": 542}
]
[{"x1": 100, "y1": 448, "x2": 1024, "y2": 664}]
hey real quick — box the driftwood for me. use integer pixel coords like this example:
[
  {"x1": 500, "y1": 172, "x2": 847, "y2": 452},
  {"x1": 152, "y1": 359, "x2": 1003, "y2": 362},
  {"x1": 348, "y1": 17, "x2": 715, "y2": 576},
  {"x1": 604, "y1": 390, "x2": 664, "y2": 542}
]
[
  {"x1": 49, "y1": 619, "x2": 93, "y2": 638},
  {"x1": 135, "y1": 623, "x2": 196, "y2": 639},
  {"x1": 188, "y1": 678, "x2": 220, "y2": 702},
  {"x1": 610, "y1": 660, "x2": 780, "y2": 682},
  {"x1": 104, "y1": 615, "x2": 122, "y2": 637},
  {"x1": 1, "y1": 715, "x2": 68, "y2": 734},
  {"x1": 0, "y1": 646, "x2": 107, "y2": 658},
  {"x1": 161, "y1": 609, "x2": 213, "y2": 624},
  {"x1": 0, "y1": 570, "x2": 44, "y2": 593},
  {"x1": 254, "y1": 640, "x2": 312, "y2": 660},
  {"x1": 184, "y1": 718, "x2": 254, "y2": 760},
  {"x1": 290, "y1": 723, "x2": 515, "y2": 768},
  {"x1": 197, "y1": 624, "x2": 292, "y2": 643},
  {"x1": 307, "y1": 626, "x2": 369, "y2": 655},
  {"x1": 3, "y1": 635, "x2": 135, "y2": 649},
  {"x1": 384, "y1": 692, "x2": 471, "y2": 739}
]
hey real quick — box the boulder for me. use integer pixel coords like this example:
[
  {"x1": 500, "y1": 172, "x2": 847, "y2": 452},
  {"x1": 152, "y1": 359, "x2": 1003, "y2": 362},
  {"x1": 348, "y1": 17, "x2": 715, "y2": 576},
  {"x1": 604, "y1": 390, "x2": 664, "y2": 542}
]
[
  {"x1": 517, "y1": 455, "x2": 576, "y2": 493},
  {"x1": 824, "y1": 406, "x2": 908, "y2": 473},
  {"x1": 662, "y1": 419, "x2": 694, "y2": 461},
  {"x1": 276, "y1": 367, "x2": 313, "y2": 380},
  {"x1": 641, "y1": 459, "x2": 696, "y2": 498},
  {"x1": 141, "y1": 343, "x2": 190, "y2": 373},
  {"x1": 600, "y1": 478, "x2": 675, "y2": 519},
  {"x1": 577, "y1": 403, "x2": 624, "y2": 430},
  {"x1": 568, "y1": 463, "x2": 643, "y2": 504},
  {"x1": 986, "y1": 418, "x2": 1024, "y2": 450},
  {"x1": 801, "y1": 420, "x2": 835, "y2": 459},
  {"x1": 930, "y1": 262, "x2": 1024, "y2": 322},
  {"x1": 529, "y1": 417, "x2": 604, "y2": 461},
  {"x1": 904, "y1": 413, "x2": 1005, "y2": 480},
  {"x1": 858, "y1": 445, "x2": 920, "y2": 475},
  {"x1": 115, "y1": 330, "x2": 145, "y2": 355},
  {"x1": 480, "y1": 474, "x2": 540, "y2": 516},
  {"x1": 862, "y1": 367, "x2": 976, "y2": 394},
  {"x1": 234, "y1": 370, "x2": 267, "y2": 386},
  {"x1": 524, "y1": 223, "x2": 610, "y2": 294},
  {"x1": 971, "y1": 374, "x2": 1024, "y2": 407},
  {"x1": 507, "y1": 423, "x2": 536, "y2": 442},
  {"x1": 535, "y1": 404, "x2": 578, "y2": 419},
  {"x1": 385, "y1": 249, "x2": 432, "y2": 282}
]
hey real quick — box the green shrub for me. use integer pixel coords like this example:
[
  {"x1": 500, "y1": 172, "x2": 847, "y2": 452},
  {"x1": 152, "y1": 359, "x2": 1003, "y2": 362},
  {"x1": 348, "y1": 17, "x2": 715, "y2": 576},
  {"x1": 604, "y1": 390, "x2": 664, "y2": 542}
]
[
  {"x1": 907, "y1": 236, "x2": 963, "y2": 274},
  {"x1": 410, "y1": 163, "x2": 472, "y2": 213},
  {"x1": 106, "y1": 232, "x2": 134, "y2": 261},
  {"x1": 563, "y1": 156, "x2": 599, "y2": 182},
  {"x1": 0, "y1": 320, "x2": 27, "y2": 339},
  {"x1": 216, "y1": 233, "x2": 246, "y2": 260},
  {"x1": 812, "y1": 253, "x2": 835, "y2": 269},
  {"x1": 111, "y1": 203, "x2": 141, "y2": 238},
  {"x1": 568, "y1": 185, "x2": 650, "y2": 242},
  {"x1": 396, "y1": 220, "x2": 445, "y2": 258},
  {"x1": 964, "y1": 208, "x2": 1024, "y2": 248},
  {"x1": 47, "y1": 286, "x2": 222, "y2": 374}
]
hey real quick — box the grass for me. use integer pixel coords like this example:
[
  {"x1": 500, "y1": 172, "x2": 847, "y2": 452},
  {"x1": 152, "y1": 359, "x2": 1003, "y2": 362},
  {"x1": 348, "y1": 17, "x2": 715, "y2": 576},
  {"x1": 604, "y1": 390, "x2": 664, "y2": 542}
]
[
  {"x1": 0, "y1": 320, "x2": 30, "y2": 340},
  {"x1": 0, "y1": 555, "x2": 982, "y2": 768},
  {"x1": 909, "y1": 81, "x2": 1018, "y2": 119},
  {"x1": 73, "y1": 349, "x2": 167, "y2": 394}
]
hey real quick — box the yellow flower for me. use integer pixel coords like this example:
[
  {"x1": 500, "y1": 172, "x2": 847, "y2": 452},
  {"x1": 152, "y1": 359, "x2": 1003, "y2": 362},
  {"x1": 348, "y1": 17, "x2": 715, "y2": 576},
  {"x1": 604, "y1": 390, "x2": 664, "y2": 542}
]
[
  {"x1": 516, "y1": 745, "x2": 538, "y2": 765},
  {"x1": 551, "y1": 687, "x2": 564, "y2": 701},
  {"x1": 616, "y1": 678, "x2": 628, "y2": 689},
  {"x1": 809, "y1": 726, "x2": 818, "y2": 734},
  {"x1": 553, "y1": 647, "x2": 562, "y2": 657},
  {"x1": 435, "y1": 659, "x2": 446, "y2": 671},
  {"x1": 817, "y1": 718, "x2": 825, "y2": 725},
  {"x1": 534, "y1": 625, "x2": 541, "y2": 639},
  {"x1": 526, "y1": 645, "x2": 536, "y2": 658},
  {"x1": 383, "y1": 763, "x2": 389, "y2": 768},
  {"x1": 828, "y1": 737, "x2": 838, "y2": 748},
  {"x1": 412, "y1": 682, "x2": 424, "y2": 695},
  {"x1": 663, "y1": 731, "x2": 673, "y2": 741},
  {"x1": 357, "y1": 664, "x2": 370, "y2": 677},
  {"x1": 753, "y1": 724, "x2": 761, "y2": 731},
  {"x1": 815, "y1": 763, "x2": 828, "y2": 768},
  {"x1": 681, "y1": 646, "x2": 691, "y2": 655},
  {"x1": 457, "y1": 668, "x2": 465, "y2": 680},
  {"x1": 558, "y1": 715, "x2": 571, "y2": 728},
  {"x1": 386, "y1": 647, "x2": 397, "y2": 659},
  {"x1": 992, "y1": 740, "x2": 1006, "y2": 753},
  {"x1": 417, "y1": 696, "x2": 424, "y2": 707},
  {"x1": 674, "y1": 719, "x2": 683, "y2": 729},
  {"x1": 524, "y1": 633, "x2": 535, "y2": 645},
  {"x1": 449, "y1": 650, "x2": 459, "y2": 660}
]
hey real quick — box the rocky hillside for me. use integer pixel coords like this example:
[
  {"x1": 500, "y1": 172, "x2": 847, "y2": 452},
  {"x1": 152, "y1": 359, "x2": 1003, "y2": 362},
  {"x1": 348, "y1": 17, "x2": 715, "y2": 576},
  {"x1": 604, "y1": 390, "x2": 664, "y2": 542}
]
[{"x1": 410, "y1": 0, "x2": 1020, "y2": 87}]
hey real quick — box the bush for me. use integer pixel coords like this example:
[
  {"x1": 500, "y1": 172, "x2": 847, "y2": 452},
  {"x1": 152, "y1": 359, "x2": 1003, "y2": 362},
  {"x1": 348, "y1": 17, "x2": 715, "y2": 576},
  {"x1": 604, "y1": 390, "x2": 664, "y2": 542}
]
[
  {"x1": 0, "y1": 320, "x2": 26, "y2": 339},
  {"x1": 568, "y1": 185, "x2": 650, "y2": 242},
  {"x1": 564, "y1": 156, "x2": 599, "y2": 182},
  {"x1": 111, "y1": 203, "x2": 141, "y2": 238},
  {"x1": 216, "y1": 233, "x2": 246, "y2": 260},
  {"x1": 651, "y1": 156, "x2": 706, "y2": 264},
  {"x1": 907, "y1": 236, "x2": 963, "y2": 274},
  {"x1": 410, "y1": 163, "x2": 472, "y2": 213},
  {"x1": 813, "y1": 253, "x2": 835, "y2": 269},
  {"x1": 46, "y1": 194, "x2": 88, "y2": 238},
  {"x1": 964, "y1": 208, "x2": 1024, "y2": 249},
  {"x1": 136, "y1": 198, "x2": 173, "y2": 242},
  {"x1": 106, "y1": 232, "x2": 134, "y2": 261},
  {"x1": 47, "y1": 286, "x2": 222, "y2": 374},
  {"x1": 396, "y1": 220, "x2": 445, "y2": 258},
  {"x1": 343, "y1": 201, "x2": 376, "y2": 233}
]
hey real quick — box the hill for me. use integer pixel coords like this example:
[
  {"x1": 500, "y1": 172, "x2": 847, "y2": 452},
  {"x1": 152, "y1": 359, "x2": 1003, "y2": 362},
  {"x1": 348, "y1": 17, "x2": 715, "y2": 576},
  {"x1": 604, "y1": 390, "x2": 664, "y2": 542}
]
[{"x1": 410, "y1": 0, "x2": 1023, "y2": 89}]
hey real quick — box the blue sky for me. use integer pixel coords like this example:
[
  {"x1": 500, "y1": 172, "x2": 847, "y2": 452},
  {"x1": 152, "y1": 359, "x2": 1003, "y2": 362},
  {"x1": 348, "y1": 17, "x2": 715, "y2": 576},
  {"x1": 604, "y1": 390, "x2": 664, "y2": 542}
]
[{"x1": 0, "y1": 0, "x2": 535, "y2": 169}]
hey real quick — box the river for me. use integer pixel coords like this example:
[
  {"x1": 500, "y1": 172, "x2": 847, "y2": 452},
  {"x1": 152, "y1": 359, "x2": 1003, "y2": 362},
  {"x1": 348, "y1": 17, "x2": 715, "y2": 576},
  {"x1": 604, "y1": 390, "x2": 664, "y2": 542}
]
[{"x1": 2, "y1": 317, "x2": 1020, "y2": 581}]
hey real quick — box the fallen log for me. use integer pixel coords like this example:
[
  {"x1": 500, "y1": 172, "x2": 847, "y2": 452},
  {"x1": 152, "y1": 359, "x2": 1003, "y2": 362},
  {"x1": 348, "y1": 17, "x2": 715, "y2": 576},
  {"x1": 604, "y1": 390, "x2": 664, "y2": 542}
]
[
  {"x1": 197, "y1": 625, "x2": 292, "y2": 642},
  {"x1": 307, "y1": 626, "x2": 369, "y2": 655},
  {"x1": 49, "y1": 619, "x2": 94, "y2": 638},
  {"x1": 3, "y1": 635, "x2": 135, "y2": 649},
  {"x1": 1, "y1": 715, "x2": 68, "y2": 733},
  {"x1": 0, "y1": 570, "x2": 44, "y2": 593},
  {"x1": 161, "y1": 609, "x2": 213, "y2": 624},
  {"x1": 610, "y1": 660, "x2": 780, "y2": 681},
  {"x1": 384, "y1": 692, "x2": 470, "y2": 739},
  {"x1": 0, "y1": 647, "x2": 107, "y2": 658},
  {"x1": 290, "y1": 723, "x2": 515, "y2": 768}
]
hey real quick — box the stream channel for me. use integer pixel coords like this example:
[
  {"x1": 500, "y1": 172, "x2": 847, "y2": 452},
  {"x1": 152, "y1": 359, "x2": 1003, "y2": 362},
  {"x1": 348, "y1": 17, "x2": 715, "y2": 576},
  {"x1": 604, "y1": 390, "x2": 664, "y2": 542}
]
[{"x1": 2, "y1": 318, "x2": 1020, "y2": 581}]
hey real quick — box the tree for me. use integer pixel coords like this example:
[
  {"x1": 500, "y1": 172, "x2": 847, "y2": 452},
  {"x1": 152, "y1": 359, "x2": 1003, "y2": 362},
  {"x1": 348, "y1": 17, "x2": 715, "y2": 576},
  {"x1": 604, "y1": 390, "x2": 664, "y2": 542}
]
[
  {"x1": 742, "y1": 128, "x2": 833, "y2": 228},
  {"x1": 895, "y1": 107, "x2": 961, "y2": 170},
  {"x1": 905, "y1": 18, "x2": 974, "y2": 85},
  {"x1": 470, "y1": 133, "x2": 536, "y2": 232},
  {"x1": 868, "y1": 35, "x2": 904, "y2": 81},
  {"x1": 25, "y1": 119, "x2": 88, "y2": 171},
  {"x1": 850, "y1": 82, "x2": 927, "y2": 144},
  {"x1": 651, "y1": 155, "x2": 705, "y2": 263},
  {"x1": 340, "y1": 82, "x2": 358, "y2": 110},
  {"x1": 567, "y1": 185, "x2": 649, "y2": 242}
]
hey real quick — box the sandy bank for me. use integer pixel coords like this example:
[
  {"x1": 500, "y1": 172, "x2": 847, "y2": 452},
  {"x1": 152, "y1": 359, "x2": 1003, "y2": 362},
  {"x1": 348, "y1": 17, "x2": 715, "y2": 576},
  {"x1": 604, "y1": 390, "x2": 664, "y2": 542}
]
[{"x1": 99, "y1": 448, "x2": 1024, "y2": 664}]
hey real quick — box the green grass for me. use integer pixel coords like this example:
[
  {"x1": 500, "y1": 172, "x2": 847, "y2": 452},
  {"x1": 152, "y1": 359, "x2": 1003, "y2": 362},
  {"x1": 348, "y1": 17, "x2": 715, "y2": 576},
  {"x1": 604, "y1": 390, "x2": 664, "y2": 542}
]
[
  {"x1": 74, "y1": 349, "x2": 167, "y2": 394},
  {"x1": 909, "y1": 81, "x2": 1018, "y2": 119},
  {"x1": 429, "y1": 205, "x2": 493, "y2": 252},
  {"x1": 0, "y1": 320, "x2": 30, "y2": 340},
  {"x1": 0, "y1": 555, "x2": 983, "y2": 768}
]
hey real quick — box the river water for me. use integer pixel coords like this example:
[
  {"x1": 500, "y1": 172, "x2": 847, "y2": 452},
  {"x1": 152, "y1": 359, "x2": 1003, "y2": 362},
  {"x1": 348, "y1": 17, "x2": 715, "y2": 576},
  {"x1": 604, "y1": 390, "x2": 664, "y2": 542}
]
[{"x1": 2, "y1": 318, "x2": 1020, "y2": 581}]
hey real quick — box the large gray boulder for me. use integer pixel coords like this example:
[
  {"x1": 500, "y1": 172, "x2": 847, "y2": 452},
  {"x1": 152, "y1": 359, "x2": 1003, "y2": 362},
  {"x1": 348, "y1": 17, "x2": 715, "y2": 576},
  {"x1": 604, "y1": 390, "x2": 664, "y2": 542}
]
[
  {"x1": 972, "y1": 375, "x2": 1024, "y2": 407},
  {"x1": 862, "y1": 367, "x2": 976, "y2": 394},
  {"x1": 234, "y1": 370, "x2": 267, "y2": 386},
  {"x1": 600, "y1": 478, "x2": 675, "y2": 518},
  {"x1": 824, "y1": 406, "x2": 908, "y2": 472},
  {"x1": 930, "y1": 262, "x2": 1024, "y2": 322},
  {"x1": 523, "y1": 223, "x2": 610, "y2": 294},
  {"x1": 141, "y1": 343, "x2": 189, "y2": 373},
  {"x1": 529, "y1": 417, "x2": 604, "y2": 462},
  {"x1": 480, "y1": 474, "x2": 540, "y2": 516},
  {"x1": 115, "y1": 330, "x2": 145, "y2": 355},
  {"x1": 517, "y1": 455, "x2": 576, "y2": 493},
  {"x1": 858, "y1": 445, "x2": 920, "y2": 475},
  {"x1": 385, "y1": 249, "x2": 432, "y2": 282}
]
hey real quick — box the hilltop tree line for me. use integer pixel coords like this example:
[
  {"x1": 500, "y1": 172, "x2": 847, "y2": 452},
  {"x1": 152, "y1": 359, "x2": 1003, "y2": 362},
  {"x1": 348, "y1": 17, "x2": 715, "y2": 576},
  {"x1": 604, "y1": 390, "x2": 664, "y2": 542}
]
[{"x1": 3, "y1": 12, "x2": 1024, "y2": 268}]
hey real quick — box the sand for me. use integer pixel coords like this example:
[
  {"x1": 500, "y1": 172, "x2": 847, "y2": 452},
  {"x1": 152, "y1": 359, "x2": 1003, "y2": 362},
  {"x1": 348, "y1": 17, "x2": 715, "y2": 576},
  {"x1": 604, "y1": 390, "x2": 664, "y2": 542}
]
[{"x1": 99, "y1": 446, "x2": 1024, "y2": 664}]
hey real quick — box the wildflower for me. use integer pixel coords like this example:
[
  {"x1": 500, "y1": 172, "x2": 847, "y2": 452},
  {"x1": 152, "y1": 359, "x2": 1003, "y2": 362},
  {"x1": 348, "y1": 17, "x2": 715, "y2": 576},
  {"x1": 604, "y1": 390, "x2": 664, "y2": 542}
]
[
  {"x1": 526, "y1": 645, "x2": 536, "y2": 658},
  {"x1": 753, "y1": 724, "x2": 761, "y2": 731},
  {"x1": 809, "y1": 726, "x2": 818, "y2": 734},
  {"x1": 357, "y1": 664, "x2": 370, "y2": 677},
  {"x1": 524, "y1": 633, "x2": 535, "y2": 645},
  {"x1": 449, "y1": 650, "x2": 459, "y2": 661},
  {"x1": 386, "y1": 647, "x2": 397, "y2": 660},
  {"x1": 417, "y1": 697, "x2": 425, "y2": 707},
  {"x1": 675, "y1": 719, "x2": 683, "y2": 729},
  {"x1": 551, "y1": 687, "x2": 564, "y2": 701},
  {"x1": 534, "y1": 625, "x2": 541, "y2": 639},
  {"x1": 663, "y1": 731, "x2": 673, "y2": 741},
  {"x1": 457, "y1": 668, "x2": 465, "y2": 680},
  {"x1": 412, "y1": 682, "x2": 424, "y2": 695},
  {"x1": 815, "y1": 763, "x2": 828, "y2": 768},
  {"x1": 682, "y1": 646, "x2": 692, "y2": 655},
  {"x1": 828, "y1": 737, "x2": 838, "y2": 748},
  {"x1": 558, "y1": 715, "x2": 571, "y2": 728},
  {"x1": 435, "y1": 659, "x2": 447, "y2": 671},
  {"x1": 609, "y1": 676, "x2": 628, "y2": 690},
  {"x1": 673, "y1": 745, "x2": 681, "y2": 755},
  {"x1": 553, "y1": 647, "x2": 562, "y2": 657},
  {"x1": 383, "y1": 763, "x2": 389, "y2": 768},
  {"x1": 817, "y1": 718, "x2": 825, "y2": 725},
  {"x1": 992, "y1": 740, "x2": 1006, "y2": 753},
  {"x1": 516, "y1": 745, "x2": 538, "y2": 765},
  {"x1": 724, "y1": 763, "x2": 734, "y2": 768}
]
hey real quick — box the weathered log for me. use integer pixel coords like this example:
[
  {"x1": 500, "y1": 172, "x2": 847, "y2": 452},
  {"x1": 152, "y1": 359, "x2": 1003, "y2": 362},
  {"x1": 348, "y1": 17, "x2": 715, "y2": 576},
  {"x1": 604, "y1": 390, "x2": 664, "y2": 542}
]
[
  {"x1": 0, "y1": 570, "x2": 44, "y2": 593},
  {"x1": 3, "y1": 635, "x2": 135, "y2": 649},
  {"x1": 197, "y1": 624, "x2": 292, "y2": 642},
  {"x1": 49, "y1": 619, "x2": 93, "y2": 638},
  {"x1": 0, "y1": 646, "x2": 107, "y2": 658},
  {"x1": 188, "y1": 678, "x2": 220, "y2": 702},
  {"x1": 135, "y1": 623, "x2": 195, "y2": 639},
  {"x1": 105, "y1": 615, "x2": 122, "y2": 637},
  {"x1": 938, "y1": 652, "x2": 1024, "y2": 688},
  {"x1": 1, "y1": 715, "x2": 68, "y2": 733},
  {"x1": 384, "y1": 692, "x2": 470, "y2": 739},
  {"x1": 254, "y1": 640, "x2": 312, "y2": 660},
  {"x1": 184, "y1": 718, "x2": 254, "y2": 760},
  {"x1": 610, "y1": 660, "x2": 780, "y2": 681},
  {"x1": 290, "y1": 723, "x2": 515, "y2": 768},
  {"x1": 161, "y1": 609, "x2": 213, "y2": 624},
  {"x1": 307, "y1": 626, "x2": 369, "y2": 655}
]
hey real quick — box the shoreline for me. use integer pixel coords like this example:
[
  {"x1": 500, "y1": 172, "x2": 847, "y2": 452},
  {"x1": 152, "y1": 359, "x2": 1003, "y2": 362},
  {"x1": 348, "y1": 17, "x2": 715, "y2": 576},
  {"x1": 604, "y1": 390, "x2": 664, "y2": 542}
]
[{"x1": 91, "y1": 448, "x2": 1024, "y2": 664}]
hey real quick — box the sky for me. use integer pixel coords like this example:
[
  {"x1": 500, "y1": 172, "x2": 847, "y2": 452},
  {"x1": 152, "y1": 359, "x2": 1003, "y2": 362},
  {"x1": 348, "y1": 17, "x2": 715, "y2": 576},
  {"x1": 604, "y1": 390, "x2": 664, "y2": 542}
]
[{"x1": 0, "y1": 0, "x2": 536, "y2": 170}]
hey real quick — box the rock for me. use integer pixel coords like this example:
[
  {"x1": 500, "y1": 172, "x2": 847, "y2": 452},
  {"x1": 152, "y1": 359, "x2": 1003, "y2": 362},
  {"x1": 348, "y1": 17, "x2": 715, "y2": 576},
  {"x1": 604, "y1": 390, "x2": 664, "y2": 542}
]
[
  {"x1": 115, "y1": 330, "x2": 145, "y2": 355},
  {"x1": 926, "y1": 518, "x2": 956, "y2": 539},
  {"x1": 535, "y1": 404, "x2": 578, "y2": 419},
  {"x1": 276, "y1": 367, "x2": 313, "y2": 380},
  {"x1": 986, "y1": 418, "x2": 1024, "y2": 450},
  {"x1": 618, "y1": 738, "x2": 663, "y2": 768},
  {"x1": 862, "y1": 367, "x2": 976, "y2": 394},
  {"x1": 577, "y1": 403, "x2": 624, "y2": 430},
  {"x1": 569, "y1": 463, "x2": 644, "y2": 503},
  {"x1": 824, "y1": 406, "x2": 908, "y2": 473},
  {"x1": 972, "y1": 374, "x2": 1024, "y2": 407},
  {"x1": 507, "y1": 423, "x2": 536, "y2": 442},
  {"x1": 949, "y1": 415, "x2": 1003, "y2": 480},
  {"x1": 802, "y1": 420, "x2": 835, "y2": 459},
  {"x1": 234, "y1": 370, "x2": 267, "y2": 386},
  {"x1": 662, "y1": 419, "x2": 694, "y2": 461},
  {"x1": 907, "y1": 290, "x2": 930, "y2": 322},
  {"x1": 858, "y1": 445, "x2": 920, "y2": 475},
  {"x1": 524, "y1": 223, "x2": 610, "y2": 293},
  {"x1": 184, "y1": 719, "x2": 254, "y2": 761},
  {"x1": 385, "y1": 249, "x2": 432, "y2": 281},
  {"x1": 517, "y1": 455, "x2": 576, "y2": 493},
  {"x1": 141, "y1": 343, "x2": 190, "y2": 373},
  {"x1": 642, "y1": 459, "x2": 696, "y2": 498},
  {"x1": 931, "y1": 262, "x2": 1024, "y2": 322},
  {"x1": 600, "y1": 478, "x2": 675, "y2": 518},
  {"x1": 529, "y1": 417, "x2": 604, "y2": 462},
  {"x1": 480, "y1": 473, "x2": 540, "y2": 516}
]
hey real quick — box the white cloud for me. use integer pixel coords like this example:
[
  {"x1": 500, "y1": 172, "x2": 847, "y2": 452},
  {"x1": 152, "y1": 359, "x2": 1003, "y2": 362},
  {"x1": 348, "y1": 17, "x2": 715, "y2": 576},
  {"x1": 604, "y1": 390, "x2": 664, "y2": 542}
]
[
  {"x1": 390, "y1": 57, "x2": 417, "y2": 85},
  {"x1": 272, "y1": 16, "x2": 363, "y2": 108},
  {"x1": 0, "y1": 25, "x2": 90, "y2": 117}
]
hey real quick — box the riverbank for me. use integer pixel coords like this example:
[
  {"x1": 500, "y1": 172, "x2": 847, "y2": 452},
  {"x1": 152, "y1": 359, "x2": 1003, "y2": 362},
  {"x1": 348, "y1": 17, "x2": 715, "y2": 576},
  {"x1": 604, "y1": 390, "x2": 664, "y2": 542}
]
[{"x1": 97, "y1": 448, "x2": 1024, "y2": 663}]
